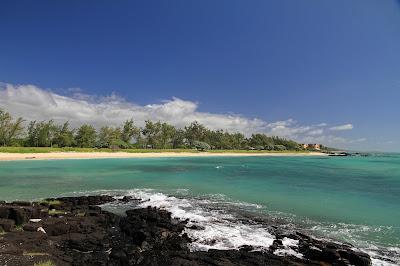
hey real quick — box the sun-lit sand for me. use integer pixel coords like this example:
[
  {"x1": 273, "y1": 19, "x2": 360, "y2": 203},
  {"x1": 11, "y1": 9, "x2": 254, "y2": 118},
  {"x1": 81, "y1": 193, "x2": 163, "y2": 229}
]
[{"x1": 0, "y1": 151, "x2": 326, "y2": 161}]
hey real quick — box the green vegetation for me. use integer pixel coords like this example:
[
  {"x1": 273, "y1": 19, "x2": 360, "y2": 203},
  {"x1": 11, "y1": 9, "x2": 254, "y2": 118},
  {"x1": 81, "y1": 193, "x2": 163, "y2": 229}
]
[
  {"x1": 0, "y1": 108, "x2": 324, "y2": 152},
  {"x1": 33, "y1": 260, "x2": 55, "y2": 266},
  {"x1": 0, "y1": 146, "x2": 314, "y2": 154},
  {"x1": 0, "y1": 227, "x2": 5, "y2": 236},
  {"x1": 76, "y1": 211, "x2": 86, "y2": 217},
  {"x1": 39, "y1": 199, "x2": 61, "y2": 205},
  {"x1": 15, "y1": 225, "x2": 24, "y2": 231},
  {"x1": 23, "y1": 251, "x2": 49, "y2": 256},
  {"x1": 0, "y1": 109, "x2": 24, "y2": 146},
  {"x1": 0, "y1": 147, "x2": 198, "y2": 153},
  {"x1": 49, "y1": 209, "x2": 67, "y2": 215},
  {"x1": 194, "y1": 141, "x2": 211, "y2": 151}
]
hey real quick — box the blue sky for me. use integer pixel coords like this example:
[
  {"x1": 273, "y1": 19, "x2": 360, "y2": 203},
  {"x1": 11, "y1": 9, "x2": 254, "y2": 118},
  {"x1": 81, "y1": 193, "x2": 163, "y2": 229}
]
[{"x1": 0, "y1": 0, "x2": 399, "y2": 151}]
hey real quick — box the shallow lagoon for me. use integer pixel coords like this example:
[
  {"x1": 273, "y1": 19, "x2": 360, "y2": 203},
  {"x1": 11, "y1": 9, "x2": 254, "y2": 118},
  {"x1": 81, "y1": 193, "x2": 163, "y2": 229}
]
[{"x1": 0, "y1": 154, "x2": 399, "y2": 264}]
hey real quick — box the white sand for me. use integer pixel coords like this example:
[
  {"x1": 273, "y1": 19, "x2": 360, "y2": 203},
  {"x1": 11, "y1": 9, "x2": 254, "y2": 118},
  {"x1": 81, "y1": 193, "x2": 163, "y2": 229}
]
[{"x1": 0, "y1": 151, "x2": 325, "y2": 161}]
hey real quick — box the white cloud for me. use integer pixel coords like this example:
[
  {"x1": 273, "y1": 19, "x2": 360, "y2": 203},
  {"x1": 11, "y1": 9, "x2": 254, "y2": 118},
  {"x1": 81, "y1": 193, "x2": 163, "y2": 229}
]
[
  {"x1": 0, "y1": 82, "x2": 360, "y2": 147},
  {"x1": 329, "y1": 124, "x2": 354, "y2": 131},
  {"x1": 0, "y1": 83, "x2": 269, "y2": 136},
  {"x1": 351, "y1": 138, "x2": 367, "y2": 143},
  {"x1": 307, "y1": 129, "x2": 324, "y2": 136},
  {"x1": 301, "y1": 135, "x2": 348, "y2": 145}
]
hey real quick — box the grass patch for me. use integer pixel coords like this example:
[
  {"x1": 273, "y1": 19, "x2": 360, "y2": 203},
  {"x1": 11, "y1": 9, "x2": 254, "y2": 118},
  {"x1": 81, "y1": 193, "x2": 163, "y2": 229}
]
[
  {"x1": 39, "y1": 199, "x2": 62, "y2": 206},
  {"x1": 15, "y1": 225, "x2": 24, "y2": 231},
  {"x1": 0, "y1": 146, "x2": 312, "y2": 154},
  {"x1": 23, "y1": 251, "x2": 49, "y2": 256},
  {"x1": 76, "y1": 211, "x2": 86, "y2": 217},
  {"x1": 0, "y1": 227, "x2": 6, "y2": 236},
  {"x1": 33, "y1": 260, "x2": 55, "y2": 266},
  {"x1": 0, "y1": 147, "x2": 197, "y2": 153},
  {"x1": 49, "y1": 209, "x2": 67, "y2": 215}
]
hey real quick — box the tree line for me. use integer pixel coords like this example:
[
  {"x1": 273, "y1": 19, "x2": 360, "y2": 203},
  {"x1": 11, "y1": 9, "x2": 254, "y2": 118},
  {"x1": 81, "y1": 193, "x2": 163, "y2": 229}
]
[{"x1": 0, "y1": 108, "x2": 308, "y2": 150}]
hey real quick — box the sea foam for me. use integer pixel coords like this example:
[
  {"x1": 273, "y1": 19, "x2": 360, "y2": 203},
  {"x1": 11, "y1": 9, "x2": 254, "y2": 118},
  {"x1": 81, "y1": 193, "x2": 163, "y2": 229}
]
[
  {"x1": 73, "y1": 188, "x2": 399, "y2": 266},
  {"x1": 126, "y1": 189, "x2": 276, "y2": 251}
]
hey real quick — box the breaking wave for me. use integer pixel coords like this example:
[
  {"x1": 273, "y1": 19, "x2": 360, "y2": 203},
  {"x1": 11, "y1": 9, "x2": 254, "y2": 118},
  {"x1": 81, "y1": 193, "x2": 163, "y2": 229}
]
[{"x1": 69, "y1": 188, "x2": 399, "y2": 265}]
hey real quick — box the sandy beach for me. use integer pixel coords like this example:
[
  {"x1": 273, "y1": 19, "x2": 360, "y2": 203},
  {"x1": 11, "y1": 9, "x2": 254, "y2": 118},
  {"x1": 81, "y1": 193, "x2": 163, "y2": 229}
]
[{"x1": 0, "y1": 151, "x2": 325, "y2": 161}]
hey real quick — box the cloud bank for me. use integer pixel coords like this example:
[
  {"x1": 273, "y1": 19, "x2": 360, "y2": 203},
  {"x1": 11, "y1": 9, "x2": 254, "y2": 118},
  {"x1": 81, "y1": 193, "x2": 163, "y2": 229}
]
[
  {"x1": 329, "y1": 124, "x2": 354, "y2": 131},
  {"x1": 0, "y1": 83, "x2": 358, "y2": 147}
]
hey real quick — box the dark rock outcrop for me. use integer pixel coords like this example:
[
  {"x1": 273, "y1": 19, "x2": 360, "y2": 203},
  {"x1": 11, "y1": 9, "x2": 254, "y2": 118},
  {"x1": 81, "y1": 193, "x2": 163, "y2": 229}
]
[
  {"x1": 0, "y1": 196, "x2": 372, "y2": 266},
  {"x1": 0, "y1": 218, "x2": 15, "y2": 232}
]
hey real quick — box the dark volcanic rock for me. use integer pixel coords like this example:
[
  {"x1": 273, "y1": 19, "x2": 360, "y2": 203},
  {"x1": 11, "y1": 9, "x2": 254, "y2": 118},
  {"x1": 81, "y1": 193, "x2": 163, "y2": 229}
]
[
  {"x1": 0, "y1": 206, "x2": 10, "y2": 218},
  {"x1": 22, "y1": 222, "x2": 41, "y2": 232},
  {"x1": 11, "y1": 201, "x2": 31, "y2": 206},
  {"x1": 8, "y1": 207, "x2": 30, "y2": 225},
  {"x1": 0, "y1": 218, "x2": 15, "y2": 231},
  {"x1": 0, "y1": 195, "x2": 372, "y2": 266}
]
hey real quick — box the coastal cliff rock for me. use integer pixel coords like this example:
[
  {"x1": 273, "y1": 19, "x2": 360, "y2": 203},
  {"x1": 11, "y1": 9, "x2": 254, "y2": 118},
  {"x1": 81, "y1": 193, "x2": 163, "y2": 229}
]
[{"x1": 0, "y1": 196, "x2": 371, "y2": 266}]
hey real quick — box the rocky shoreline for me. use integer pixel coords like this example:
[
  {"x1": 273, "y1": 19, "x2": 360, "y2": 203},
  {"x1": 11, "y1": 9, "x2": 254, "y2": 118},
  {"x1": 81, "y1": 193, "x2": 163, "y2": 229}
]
[{"x1": 0, "y1": 195, "x2": 371, "y2": 266}]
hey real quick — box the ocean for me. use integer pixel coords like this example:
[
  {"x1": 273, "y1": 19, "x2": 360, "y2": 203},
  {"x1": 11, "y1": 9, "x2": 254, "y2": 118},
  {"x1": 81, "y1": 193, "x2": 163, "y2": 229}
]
[{"x1": 0, "y1": 154, "x2": 399, "y2": 265}]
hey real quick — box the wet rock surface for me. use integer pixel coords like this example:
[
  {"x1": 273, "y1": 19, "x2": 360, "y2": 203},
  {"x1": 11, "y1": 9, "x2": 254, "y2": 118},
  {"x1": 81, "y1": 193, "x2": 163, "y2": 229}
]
[{"x1": 0, "y1": 196, "x2": 371, "y2": 265}]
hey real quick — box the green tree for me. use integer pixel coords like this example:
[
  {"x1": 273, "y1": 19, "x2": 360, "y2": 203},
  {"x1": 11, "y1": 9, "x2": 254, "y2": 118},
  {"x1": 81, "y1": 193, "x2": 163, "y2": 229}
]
[
  {"x1": 249, "y1": 134, "x2": 268, "y2": 149},
  {"x1": 193, "y1": 140, "x2": 211, "y2": 151},
  {"x1": 171, "y1": 128, "x2": 186, "y2": 148},
  {"x1": 41, "y1": 120, "x2": 56, "y2": 147},
  {"x1": 97, "y1": 126, "x2": 122, "y2": 148},
  {"x1": 121, "y1": 119, "x2": 141, "y2": 144},
  {"x1": 271, "y1": 136, "x2": 298, "y2": 150},
  {"x1": 160, "y1": 122, "x2": 176, "y2": 149},
  {"x1": 0, "y1": 109, "x2": 24, "y2": 146},
  {"x1": 204, "y1": 129, "x2": 220, "y2": 149},
  {"x1": 184, "y1": 121, "x2": 207, "y2": 146},
  {"x1": 75, "y1": 124, "x2": 97, "y2": 148},
  {"x1": 231, "y1": 133, "x2": 245, "y2": 149},
  {"x1": 53, "y1": 122, "x2": 74, "y2": 147},
  {"x1": 26, "y1": 120, "x2": 56, "y2": 147},
  {"x1": 0, "y1": 107, "x2": 304, "y2": 151},
  {"x1": 273, "y1": 144, "x2": 287, "y2": 151},
  {"x1": 27, "y1": 121, "x2": 39, "y2": 147},
  {"x1": 142, "y1": 120, "x2": 162, "y2": 148},
  {"x1": 220, "y1": 131, "x2": 235, "y2": 149}
]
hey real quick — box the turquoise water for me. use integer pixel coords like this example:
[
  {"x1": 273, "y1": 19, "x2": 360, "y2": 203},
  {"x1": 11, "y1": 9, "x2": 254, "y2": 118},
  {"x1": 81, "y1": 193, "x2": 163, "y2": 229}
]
[{"x1": 0, "y1": 155, "x2": 399, "y2": 263}]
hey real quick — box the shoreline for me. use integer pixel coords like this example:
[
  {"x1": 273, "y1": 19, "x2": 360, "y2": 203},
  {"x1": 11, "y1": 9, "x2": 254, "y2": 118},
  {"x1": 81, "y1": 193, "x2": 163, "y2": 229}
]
[
  {"x1": 0, "y1": 195, "x2": 371, "y2": 266},
  {"x1": 0, "y1": 151, "x2": 326, "y2": 161}
]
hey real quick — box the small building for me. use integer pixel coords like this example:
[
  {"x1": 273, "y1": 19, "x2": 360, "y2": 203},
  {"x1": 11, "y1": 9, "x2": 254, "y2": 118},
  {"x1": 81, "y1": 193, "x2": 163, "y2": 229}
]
[
  {"x1": 300, "y1": 143, "x2": 321, "y2": 150},
  {"x1": 311, "y1": 144, "x2": 321, "y2": 150},
  {"x1": 300, "y1": 144, "x2": 308, "y2": 149}
]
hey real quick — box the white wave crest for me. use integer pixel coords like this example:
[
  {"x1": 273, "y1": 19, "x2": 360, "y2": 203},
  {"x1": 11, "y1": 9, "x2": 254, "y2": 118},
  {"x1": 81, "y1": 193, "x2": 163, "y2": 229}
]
[
  {"x1": 68, "y1": 188, "x2": 400, "y2": 265},
  {"x1": 274, "y1": 237, "x2": 303, "y2": 259},
  {"x1": 126, "y1": 189, "x2": 275, "y2": 251}
]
